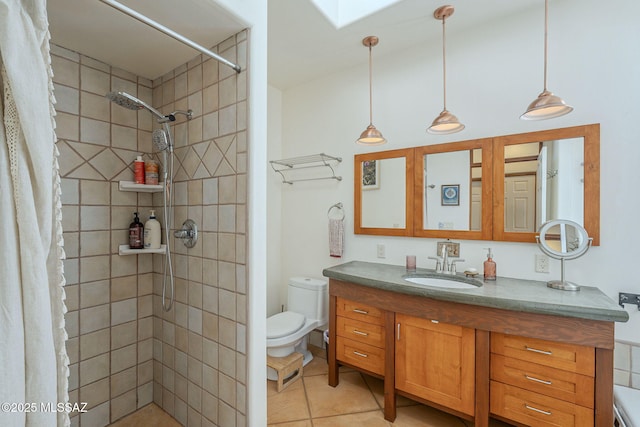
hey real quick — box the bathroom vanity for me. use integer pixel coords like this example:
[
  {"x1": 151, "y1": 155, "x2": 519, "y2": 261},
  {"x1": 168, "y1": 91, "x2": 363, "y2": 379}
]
[{"x1": 323, "y1": 261, "x2": 628, "y2": 427}]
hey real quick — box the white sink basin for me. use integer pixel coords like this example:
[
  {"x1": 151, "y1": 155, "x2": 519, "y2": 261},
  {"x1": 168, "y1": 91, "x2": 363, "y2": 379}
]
[{"x1": 403, "y1": 276, "x2": 481, "y2": 289}]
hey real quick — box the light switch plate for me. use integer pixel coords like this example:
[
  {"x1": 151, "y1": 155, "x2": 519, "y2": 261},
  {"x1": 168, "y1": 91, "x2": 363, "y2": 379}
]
[{"x1": 437, "y1": 241, "x2": 460, "y2": 258}]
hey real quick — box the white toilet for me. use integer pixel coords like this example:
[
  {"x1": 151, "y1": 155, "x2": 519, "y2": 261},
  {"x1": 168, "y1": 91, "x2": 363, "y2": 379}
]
[{"x1": 266, "y1": 277, "x2": 328, "y2": 380}]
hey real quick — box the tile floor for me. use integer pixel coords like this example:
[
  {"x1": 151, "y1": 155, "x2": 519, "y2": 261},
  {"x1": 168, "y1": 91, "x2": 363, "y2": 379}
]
[
  {"x1": 267, "y1": 346, "x2": 512, "y2": 427},
  {"x1": 108, "y1": 404, "x2": 180, "y2": 427}
]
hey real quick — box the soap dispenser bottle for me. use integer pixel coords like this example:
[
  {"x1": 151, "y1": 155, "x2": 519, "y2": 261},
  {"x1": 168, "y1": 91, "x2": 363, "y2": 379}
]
[
  {"x1": 484, "y1": 248, "x2": 496, "y2": 281},
  {"x1": 144, "y1": 210, "x2": 161, "y2": 249},
  {"x1": 129, "y1": 212, "x2": 144, "y2": 249}
]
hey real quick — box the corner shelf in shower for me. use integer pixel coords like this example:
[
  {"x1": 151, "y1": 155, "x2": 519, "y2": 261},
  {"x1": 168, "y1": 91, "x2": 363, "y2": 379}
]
[
  {"x1": 269, "y1": 153, "x2": 342, "y2": 184},
  {"x1": 118, "y1": 181, "x2": 164, "y2": 193},
  {"x1": 118, "y1": 244, "x2": 167, "y2": 256}
]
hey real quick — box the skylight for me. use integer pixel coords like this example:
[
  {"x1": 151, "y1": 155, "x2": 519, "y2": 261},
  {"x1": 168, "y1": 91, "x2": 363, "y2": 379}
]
[{"x1": 310, "y1": 0, "x2": 403, "y2": 28}]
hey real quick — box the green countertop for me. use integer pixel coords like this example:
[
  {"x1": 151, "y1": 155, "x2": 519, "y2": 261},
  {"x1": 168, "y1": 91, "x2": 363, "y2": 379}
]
[{"x1": 322, "y1": 261, "x2": 629, "y2": 323}]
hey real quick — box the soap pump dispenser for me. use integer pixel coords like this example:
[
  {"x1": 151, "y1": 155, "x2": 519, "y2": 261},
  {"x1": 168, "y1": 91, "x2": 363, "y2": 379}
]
[{"x1": 483, "y1": 248, "x2": 496, "y2": 281}]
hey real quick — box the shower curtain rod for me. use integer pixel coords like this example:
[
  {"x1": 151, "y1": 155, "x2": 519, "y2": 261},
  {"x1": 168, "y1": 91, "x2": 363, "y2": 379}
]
[{"x1": 98, "y1": 0, "x2": 241, "y2": 73}]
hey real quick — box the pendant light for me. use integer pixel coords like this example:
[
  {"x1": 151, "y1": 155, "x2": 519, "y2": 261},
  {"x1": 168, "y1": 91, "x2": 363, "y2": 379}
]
[
  {"x1": 521, "y1": 0, "x2": 573, "y2": 120},
  {"x1": 357, "y1": 36, "x2": 386, "y2": 146},
  {"x1": 428, "y1": 5, "x2": 464, "y2": 135}
]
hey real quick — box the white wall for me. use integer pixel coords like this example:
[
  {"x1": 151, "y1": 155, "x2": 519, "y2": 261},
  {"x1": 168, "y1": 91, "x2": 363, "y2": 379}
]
[{"x1": 268, "y1": 0, "x2": 640, "y2": 343}]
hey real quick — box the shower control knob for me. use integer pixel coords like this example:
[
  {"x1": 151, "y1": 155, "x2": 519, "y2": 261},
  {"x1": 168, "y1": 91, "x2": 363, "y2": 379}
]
[{"x1": 174, "y1": 219, "x2": 198, "y2": 248}]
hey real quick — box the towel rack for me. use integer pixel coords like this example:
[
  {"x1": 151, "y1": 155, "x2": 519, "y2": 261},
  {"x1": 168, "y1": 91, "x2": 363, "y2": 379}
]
[
  {"x1": 328, "y1": 202, "x2": 345, "y2": 220},
  {"x1": 270, "y1": 153, "x2": 342, "y2": 184}
]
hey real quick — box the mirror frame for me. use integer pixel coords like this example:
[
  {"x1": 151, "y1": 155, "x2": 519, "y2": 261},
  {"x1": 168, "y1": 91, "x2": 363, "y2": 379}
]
[
  {"x1": 413, "y1": 138, "x2": 493, "y2": 240},
  {"x1": 354, "y1": 148, "x2": 415, "y2": 236},
  {"x1": 493, "y1": 124, "x2": 600, "y2": 245}
]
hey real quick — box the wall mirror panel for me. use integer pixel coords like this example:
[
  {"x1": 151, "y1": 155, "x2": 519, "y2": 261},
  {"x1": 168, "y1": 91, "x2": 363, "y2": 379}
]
[
  {"x1": 493, "y1": 124, "x2": 600, "y2": 245},
  {"x1": 354, "y1": 148, "x2": 414, "y2": 236},
  {"x1": 413, "y1": 139, "x2": 493, "y2": 240},
  {"x1": 353, "y1": 124, "x2": 599, "y2": 244}
]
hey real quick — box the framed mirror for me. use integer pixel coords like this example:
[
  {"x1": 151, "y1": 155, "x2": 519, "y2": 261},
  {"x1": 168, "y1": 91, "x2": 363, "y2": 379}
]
[
  {"x1": 413, "y1": 139, "x2": 493, "y2": 240},
  {"x1": 354, "y1": 148, "x2": 414, "y2": 236},
  {"x1": 493, "y1": 124, "x2": 600, "y2": 245}
]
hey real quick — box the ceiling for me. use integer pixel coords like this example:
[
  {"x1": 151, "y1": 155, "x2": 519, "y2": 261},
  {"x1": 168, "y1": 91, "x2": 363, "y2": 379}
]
[
  {"x1": 47, "y1": 0, "x2": 541, "y2": 87},
  {"x1": 47, "y1": 0, "x2": 246, "y2": 81}
]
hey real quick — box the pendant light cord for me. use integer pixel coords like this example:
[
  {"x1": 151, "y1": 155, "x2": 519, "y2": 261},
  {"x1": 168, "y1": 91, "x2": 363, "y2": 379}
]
[
  {"x1": 543, "y1": 0, "x2": 549, "y2": 92},
  {"x1": 368, "y1": 44, "x2": 374, "y2": 126},
  {"x1": 441, "y1": 16, "x2": 447, "y2": 111}
]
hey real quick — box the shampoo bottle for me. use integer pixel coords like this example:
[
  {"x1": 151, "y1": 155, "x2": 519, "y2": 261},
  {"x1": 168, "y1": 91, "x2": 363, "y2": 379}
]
[
  {"x1": 134, "y1": 155, "x2": 145, "y2": 184},
  {"x1": 484, "y1": 248, "x2": 496, "y2": 281},
  {"x1": 129, "y1": 212, "x2": 144, "y2": 249},
  {"x1": 144, "y1": 210, "x2": 161, "y2": 249}
]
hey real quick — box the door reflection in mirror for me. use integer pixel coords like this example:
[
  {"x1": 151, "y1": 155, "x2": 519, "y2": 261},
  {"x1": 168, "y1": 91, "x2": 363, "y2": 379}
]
[{"x1": 504, "y1": 138, "x2": 583, "y2": 233}]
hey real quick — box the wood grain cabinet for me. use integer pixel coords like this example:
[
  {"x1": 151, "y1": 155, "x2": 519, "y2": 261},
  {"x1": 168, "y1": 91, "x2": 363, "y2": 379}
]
[
  {"x1": 395, "y1": 313, "x2": 476, "y2": 416},
  {"x1": 490, "y1": 332, "x2": 596, "y2": 427},
  {"x1": 327, "y1": 277, "x2": 617, "y2": 426},
  {"x1": 335, "y1": 297, "x2": 386, "y2": 376}
]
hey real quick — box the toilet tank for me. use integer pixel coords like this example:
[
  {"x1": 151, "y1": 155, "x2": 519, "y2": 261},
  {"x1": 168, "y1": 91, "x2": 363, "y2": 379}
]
[{"x1": 287, "y1": 277, "x2": 328, "y2": 324}]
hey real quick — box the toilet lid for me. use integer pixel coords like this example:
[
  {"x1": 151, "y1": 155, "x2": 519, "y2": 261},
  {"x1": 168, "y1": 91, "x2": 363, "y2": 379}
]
[{"x1": 267, "y1": 311, "x2": 305, "y2": 339}]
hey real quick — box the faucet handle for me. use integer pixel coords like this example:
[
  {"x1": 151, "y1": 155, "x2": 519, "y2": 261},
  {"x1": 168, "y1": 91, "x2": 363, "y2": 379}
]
[
  {"x1": 450, "y1": 259, "x2": 465, "y2": 274},
  {"x1": 427, "y1": 256, "x2": 443, "y2": 273}
]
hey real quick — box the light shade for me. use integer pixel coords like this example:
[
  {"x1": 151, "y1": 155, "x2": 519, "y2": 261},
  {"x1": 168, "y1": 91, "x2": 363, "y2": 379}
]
[
  {"x1": 521, "y1": 90, "x2": 573, "y2": 120},
  {"x1": 357, "y1": 124, "x2": 386, "y2": 145},
  {"x1": 427, "y1": 109, "x2": 465, "y2": 135}
]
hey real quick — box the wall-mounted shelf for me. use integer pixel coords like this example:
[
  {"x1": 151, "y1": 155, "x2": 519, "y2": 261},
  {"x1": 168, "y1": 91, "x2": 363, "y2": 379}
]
[
  {"x1": 118, "y1": 181, "x2": 163, "y2": 193},
  {"x1": 270, "y1": 153, "x2": 342, "y2": 184},
  {"x1": 118, "y1": 244, "x2": 166, "y2": 255}
]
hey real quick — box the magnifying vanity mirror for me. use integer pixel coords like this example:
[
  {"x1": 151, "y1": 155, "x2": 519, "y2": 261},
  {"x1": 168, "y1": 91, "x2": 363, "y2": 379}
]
[{"x1": 536, "y1": 219, "x2": 593, "y2": 291}]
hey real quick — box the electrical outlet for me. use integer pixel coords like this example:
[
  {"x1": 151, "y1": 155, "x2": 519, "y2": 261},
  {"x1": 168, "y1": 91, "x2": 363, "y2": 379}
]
[
  {"x1": 535, "y1": 254, "x2": 549, "y2": 273},
  {"x1": 377, "y1": 244, "x2": 386, "y2": 258}
]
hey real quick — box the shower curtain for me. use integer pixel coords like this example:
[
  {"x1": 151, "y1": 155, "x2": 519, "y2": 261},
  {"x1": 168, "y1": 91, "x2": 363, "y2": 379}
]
[{"x1": 0, "y1": 1, "x2": 69, "y2": 426}]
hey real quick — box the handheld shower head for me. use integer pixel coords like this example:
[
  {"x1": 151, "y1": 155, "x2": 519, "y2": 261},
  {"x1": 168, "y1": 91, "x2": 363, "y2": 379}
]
[
  {"x1": 152, "y1": 128, "x2": 170, "y2": 152},
  {"x1": 106, "y1": 91, "x2": 167, "y2": 122}
]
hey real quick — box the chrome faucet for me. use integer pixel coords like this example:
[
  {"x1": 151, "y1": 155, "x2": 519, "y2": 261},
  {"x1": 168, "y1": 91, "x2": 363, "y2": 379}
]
[
  {"x1": 429, "y1": 245, "x2": 465, "y2": 274},
  {"x1": 441, "y1": 245, "x2": 449, "y2": 273}
]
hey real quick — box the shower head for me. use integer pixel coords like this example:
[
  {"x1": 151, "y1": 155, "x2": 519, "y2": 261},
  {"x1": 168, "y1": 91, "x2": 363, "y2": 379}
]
[
  {"x1": 152, "y1": 128, "x2": 170, "y2": 152},
  {"x1": 106, "y1": 91, "x2": 167, "y2": 122}
]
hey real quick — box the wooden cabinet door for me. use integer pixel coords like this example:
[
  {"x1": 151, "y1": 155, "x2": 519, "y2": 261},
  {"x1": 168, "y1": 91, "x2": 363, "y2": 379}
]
[{"x1": 395, "y1": 313, "x2": 475, "y2": 416}]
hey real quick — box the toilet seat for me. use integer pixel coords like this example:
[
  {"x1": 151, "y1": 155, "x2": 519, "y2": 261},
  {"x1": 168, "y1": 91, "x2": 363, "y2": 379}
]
[{"x1": 267, "y1": 311, "x2": 305, "y2": 339}]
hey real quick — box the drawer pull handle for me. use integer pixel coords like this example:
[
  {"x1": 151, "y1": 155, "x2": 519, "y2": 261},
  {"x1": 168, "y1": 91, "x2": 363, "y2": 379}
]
[
  {"x1": 525, "y1": 346, "x2": 553, "y2": 356},
  {"x1": 352, "y1": 330, "x2": 369, "y2": 336},
  {"x1": 353, "y1": 309, "x2": 369, "y2": 315},
  {"x1": 353, "y1": 351, "x2": 368, "y2": 358},
  {"x1": 525, "y1": 404, "x2": 552, "y2": 416},
  {"x1": 525, "y1": 375, "x2": 552, "y2": 385}
]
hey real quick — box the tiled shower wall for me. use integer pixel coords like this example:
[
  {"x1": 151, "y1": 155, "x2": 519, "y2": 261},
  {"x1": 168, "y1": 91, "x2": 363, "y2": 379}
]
[
  {"x1": 53, "y1": 28, "x2": 248, "y2": 426},
  {"x1": 53, "y1": 44, "x2": 156, "y2": 426},
  {"x1": 150, "y1": 32, "x2": 248, "y2": 426},
  {"x1": 615, "y1": 340, "x2": 640, "y2": 389}
]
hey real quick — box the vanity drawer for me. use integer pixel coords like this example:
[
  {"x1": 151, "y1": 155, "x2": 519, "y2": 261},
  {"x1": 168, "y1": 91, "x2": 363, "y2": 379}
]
[
  {"x1": 336, "y1": 297, "x2": 384, "y2": 326},
  {"x1": 491, "y1": 354, "x2": 594, "y2": 408},
  {"x1": 336, "y1": 316, "x2": 385, "y2": 348},
  {"x1": 336, "y1": 337, "x2": 385, "y2": 376},
  {"x1": 490, "y1": 381, "x2": 593, "y2": 427},
  {"x1": 491, "y1": 332, "x2": 594, "y2": 376}
]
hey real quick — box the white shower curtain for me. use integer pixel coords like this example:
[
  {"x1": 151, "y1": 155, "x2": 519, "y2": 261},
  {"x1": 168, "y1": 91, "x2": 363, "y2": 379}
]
[{"x1": 0, "y1": 1, "x2": 69, "y2": 426}]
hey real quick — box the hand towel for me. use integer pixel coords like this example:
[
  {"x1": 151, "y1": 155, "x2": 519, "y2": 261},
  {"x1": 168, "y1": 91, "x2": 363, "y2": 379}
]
[{"x1": 329, "y1": 218, "x2": 344, "y2": 257}]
